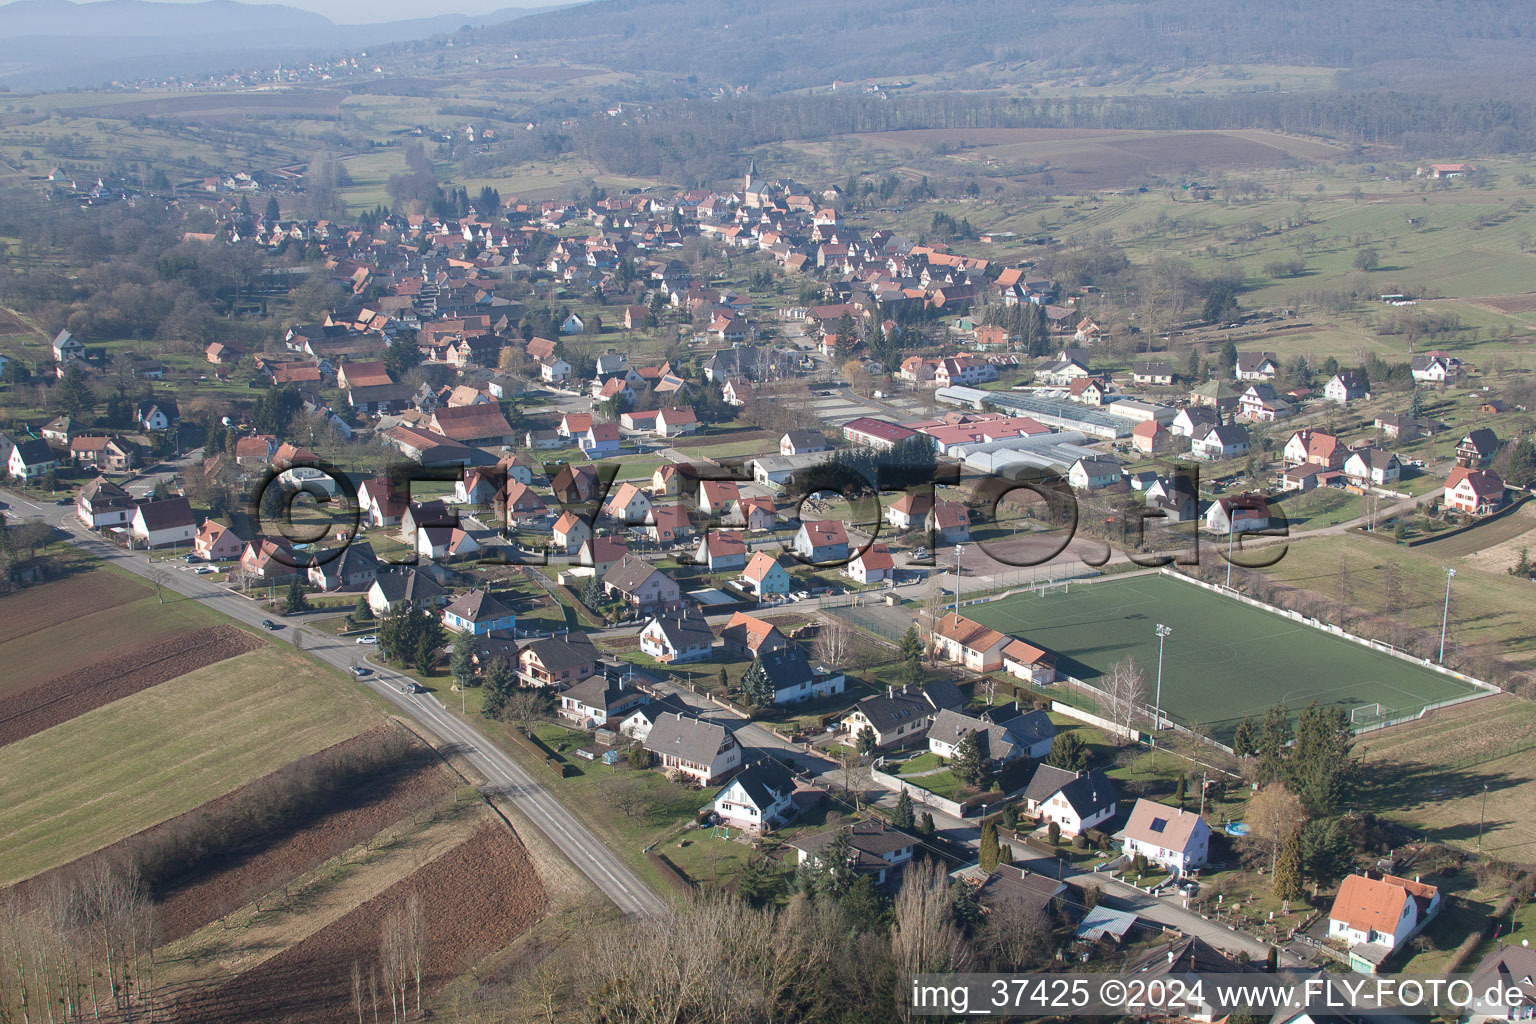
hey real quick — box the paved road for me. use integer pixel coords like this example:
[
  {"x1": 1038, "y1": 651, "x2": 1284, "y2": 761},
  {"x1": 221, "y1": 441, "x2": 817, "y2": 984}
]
[{"x1": 0, "y1": 487, "x2": 668, "y2": 920}]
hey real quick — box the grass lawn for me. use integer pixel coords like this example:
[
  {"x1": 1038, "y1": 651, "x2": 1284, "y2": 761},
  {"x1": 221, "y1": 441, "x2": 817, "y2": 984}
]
[
  {"x1": 1257, "y1": 532, "x2": 1536, "y2": 668},
  {"x1": 476, "y1": 718, "x2": 718, "y2": 899},
  {"x1": 905, "y1": 767, "x2": 968, "y2": 801},
  {"x1": 0, "y1": 646, "x2": 385, "y2": 885},
  {"x1": 1354, "y1": 695, "x2": 1536, "y2": 858},
  {"x1": 897, "y1": 752, "x2": 946, "y2": 775},
  {"x1": 964, "y1": 573, "x2": 1479, "y2": 742}
]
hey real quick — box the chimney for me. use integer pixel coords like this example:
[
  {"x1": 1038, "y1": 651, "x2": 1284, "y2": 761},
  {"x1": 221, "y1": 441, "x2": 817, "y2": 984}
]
[
  {"x1": 1167, "y1": 949, "x2": 1177, "y2": 965},
  {"x1": 887, "y1": 685, "x2": 893, "y2": 699}
]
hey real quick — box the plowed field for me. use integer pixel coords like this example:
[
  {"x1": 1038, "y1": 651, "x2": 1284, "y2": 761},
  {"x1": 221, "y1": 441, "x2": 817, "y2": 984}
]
[
  {"x1": 167, "y1": 823, "x2": 548, "y2": 1023},
  {"x1": 0, "y1": 625, "x2": 264, "y2": 746}
]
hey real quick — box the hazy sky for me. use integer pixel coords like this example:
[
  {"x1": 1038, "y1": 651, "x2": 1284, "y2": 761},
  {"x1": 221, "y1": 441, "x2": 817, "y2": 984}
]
[{"x1": 4, "y1": 0, "x2": 551, "y2": 25}]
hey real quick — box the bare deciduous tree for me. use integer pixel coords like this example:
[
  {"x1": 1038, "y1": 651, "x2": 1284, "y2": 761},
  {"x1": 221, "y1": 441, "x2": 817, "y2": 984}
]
[
  {"x1": 1247, "y1": 783, "x2": 1306, "y2": 874},
  {"x1": 1103, "y1": 657, "x2": 1148, "y2": 744},
  {"x1": 811, "y1": 619, "x2": 853, "y2": 668},
  {"x1": 893, "y1": 859, "x2": 971, "y2": 1020}
]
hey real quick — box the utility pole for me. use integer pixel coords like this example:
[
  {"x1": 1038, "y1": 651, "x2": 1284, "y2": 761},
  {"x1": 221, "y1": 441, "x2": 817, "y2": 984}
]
[
  {"x1": 1225, "y1": 515, "x2": 1235, "y2": 590},
  {"x1": 1478, "y1": 783, "x2": 1489, "y2": 851},
  {"x1": 1199, "y1": 771, "x2": 1209, "y2": 818},
  {"x1": 1439, "y1": 567, "x2": 1456, "y2": 664},
  {"x1": 953, "y1": 543, "x2": 965, "y2": 616},
  {"x1": 1153, "y1": 624, "x2": 1172, "y2": 755}
]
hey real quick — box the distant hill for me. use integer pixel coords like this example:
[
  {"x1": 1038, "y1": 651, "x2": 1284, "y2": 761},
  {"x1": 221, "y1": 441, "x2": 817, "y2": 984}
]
[
  {"x1": 484, "y1": 0, "x2": 1536, "y2": 94},
  {"x1": 0, "y1": 0, "x2": 558, "y2": 89}
]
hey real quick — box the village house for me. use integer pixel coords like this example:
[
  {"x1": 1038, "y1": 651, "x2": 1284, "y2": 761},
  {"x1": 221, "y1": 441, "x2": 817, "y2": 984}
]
[
  {"x1": 644, "y1": 503, "x2": 692, "y2": 545},
  {"x1": 750, "y1": 643, "x2": 846, "y2": 704},
  {"x1": 581, "y1": 422, "x2": 622, "y2": 458},
  {"x1": 1328, "y1": 872, "x2": 1442, "y2": 973},
  {"x1": 1284, "y1": 429, "x2": 1344, "y2": 468},
  {"x1": 615, "y1": 693, "x2": 691, "y2": 744},
  {"x1": 1191, "y1": 423, "x2": 1250, "y2": 460},
  {"x1": 1234, "y1": 352, "x2": 1280, "y2": 381},
  {"x1": 603, "y1": 555, "x2": 682, "y2": 615},
  {"x1": 1169, "y1": 406, "x2": 1217, "y2": 440},
  {"x1": 1457, "y1": 428, "x2": 1501, "y2": 467},
  {"x1": 517, "y1": 634, "x2": 599, "y2": 689},
  {"x1": 1121, "y1": 798, "x2": 1212, "y2": 875},
  {"x1": 794, "y1": 520, "x2": 850, "y2": 563},
  {"x1": 712, "y1": 760, "x2": 799, "y2": 832},
  {"x1": 931, "y1": 612, "x2": 1012, "y2": 673},
  {"x1": 732, "y1": 495, "x2": 777, "y2": 532},
  {"x1": 885, "y1": 492, "x2": 935, "y2": 531},
  {"x1": 1132, "y1": 361, "x2": 1176, "y2": 386},
  {"x1": 578, "y1": 536, "x2": 629, "y2": 575},
  {"x1": 558, "y1": 673, "x2": 648, "y2": 729},
  {"x1": 694, "y1": 530, "x2": 748, "y2": 572},
  {"x1": 307, "y1": 542, "x2": 379, "y2": 592},
  {"x1": 604, "y1": 482, "x2": 653, "y2": 524},
  {"x1": 416, "y1": 523, "x2": 479, "y2": 561},
  {"x1": 1464, "y1": 943, "x2": 1536, "y2": 1021},
  {"x1": 927, "y1": 705, "x2": 1057, "y2": 765},
  {"x1": 1445, "y1": 466, "x2": 1506, "y2": 517},
  {"x1": 841, "y1": 681, "x2": 965, "y2": 749},
  {"x1": 1205, "y1": 494, "x2": 1272, "y2": 535},
  {"x1": 8, "y1": 438, "x2": 58, "y2": 480},
  {"x1": 76, "y1": 477, "x2": 134, "y2": 529},
  {"x1": 655, "y1": 407, "x2": 698, "y2": 437},
  {"x1": 1132, "y1": 419, "x2": 1173, "y2": 455},
  {"x1": 1410, "y1": 352, "x2": 1459, "y2": 384},
  {"x1": 740, "y1": 551, "x2": 793, "y2": 598},
  {"x1": 368, "y1": 568, "x2": 448, "y2": 617},
  {"x1": 442, "y1": 589, "x2": 517, "y2": 635},
  {"x1": 643, "y1": 712, "x2": 742, "y2": 785},
  {"x1": 638, "y1": 608, "x2": 716, "y2": 664},
  {"x1": 789, "y1": 820, "x2": 917, "y2": 887},
  {"x1": 719, "y1": 611, "x2": 788, "y2": 658},
  {"x1": 780, "y1": 429, "x2": 832, "y2": 456},
  {"x1": 1343, "y1": 448, "x2": 1402, "y2": 486},
  {"x1": 1068, "y1": 456, "x2": 1123, "y2": 491},
  {"x1": 1001, "y1": 638, "x2": 1057, "y2": 684},
  {"x1": 552, "y1": 512, "x2": 593, "y2": 554},
  {"x1": 697, "y1": 478, "x2": 742, "y2": 517},
  {"x1": 846, "y1": 542, "x2": 895, "y2": 584},
  {"x1": 927, "y1": 499, "x2": 972, "y2": 542},
  {"x1": 130, "y1": 497, "x2": 197, "y2": 549},
  {"x1": 67, "y1": 436, "x2": 136, "y2": 472},
  {"x1": 1033, "y1": 767, "x2": 1119, "y2": 837},
  {"x1": 1238, "y1": 383, "x2": 1292, "y2": 422},
  {"x1": 241, "y1": 537, "x2": 299, "y2": 580},
  {"x1": 1324, "y1": 370, "x2": 1368, "y2": 404}
]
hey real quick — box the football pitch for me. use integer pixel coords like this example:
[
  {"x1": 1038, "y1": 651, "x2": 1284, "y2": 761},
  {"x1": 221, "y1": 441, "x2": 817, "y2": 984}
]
[{"x1": 963, "y1": 573, "x2": 1482, "y2": 743}]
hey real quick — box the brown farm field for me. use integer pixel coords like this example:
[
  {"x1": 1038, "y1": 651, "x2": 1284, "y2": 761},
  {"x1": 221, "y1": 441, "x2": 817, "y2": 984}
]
[
  {"x1": 165, "y1": 818, "x2": 548, "y2": 1024},
  {"x1": 6, "y1": 724, "x2": 457, "y2": 943},
  {"x1": 0, "y1": 645, "x2": 386, "y2": 885},
  {"x1": 0, "y1": 567, "x2": 233, "y2": 694},
  {"x1": 0, "y1": 624, "x2": 265, "y2": 746},
  {"x1": 843, "y1": 127, "x2": 1344, "y2": 188},
  {"x1": 1356, "y1": 694, "x2": 1536, "y2": 859}
]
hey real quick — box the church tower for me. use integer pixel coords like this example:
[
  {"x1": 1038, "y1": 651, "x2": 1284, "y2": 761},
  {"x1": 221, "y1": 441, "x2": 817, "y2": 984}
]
[{"x1": 743, "y1": 157, "x2": 756, "y2": 194}]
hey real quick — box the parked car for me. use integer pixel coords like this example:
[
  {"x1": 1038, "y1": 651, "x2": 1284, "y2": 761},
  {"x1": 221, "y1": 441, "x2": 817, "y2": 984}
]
[
  {"x1": 262, "y1": 619, "x2": 282, "y2": 630},
  {"x1": 183, "y1": 554, "x2": 201, "y2": 563},
  {"x1": 56, "y1": 497, "x2": 73, "y2": 506},
  {"x1": 194, "y1": 566, "x2": 216, "y2": 575},
  {"x1": 355, "y1": 635, "x2": 377, "y2": 645}
]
